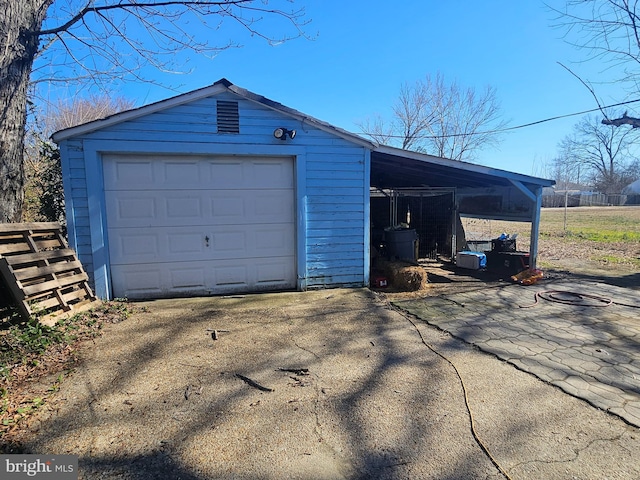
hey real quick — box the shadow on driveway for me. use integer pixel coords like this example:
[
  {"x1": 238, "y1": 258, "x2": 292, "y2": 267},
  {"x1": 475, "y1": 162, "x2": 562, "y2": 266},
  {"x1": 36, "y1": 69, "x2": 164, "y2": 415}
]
[{"x1": 16, "y1": 288, "x2": 640, "y2": 479}]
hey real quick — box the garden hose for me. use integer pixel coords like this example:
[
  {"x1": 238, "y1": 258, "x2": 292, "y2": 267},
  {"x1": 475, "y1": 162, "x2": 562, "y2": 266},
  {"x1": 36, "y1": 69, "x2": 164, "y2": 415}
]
[{"x1": 519, "y1": 290, "x2": 640, "y2": 309}]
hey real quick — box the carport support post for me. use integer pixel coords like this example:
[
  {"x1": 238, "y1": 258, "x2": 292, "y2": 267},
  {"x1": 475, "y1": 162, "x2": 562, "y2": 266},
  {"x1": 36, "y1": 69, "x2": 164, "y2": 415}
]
[
  {"x1": 510, "y1": 180, "x2": 542, "y2": 270},
  {"x1": 528, "y1": 186, "x2": 543, "y2": 270}
]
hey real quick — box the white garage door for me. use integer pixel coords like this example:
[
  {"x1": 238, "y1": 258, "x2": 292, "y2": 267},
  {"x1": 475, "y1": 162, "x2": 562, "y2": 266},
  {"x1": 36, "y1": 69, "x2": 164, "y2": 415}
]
[{"x1": 103, "y1": 154, "x2": 296, "y2": 299}]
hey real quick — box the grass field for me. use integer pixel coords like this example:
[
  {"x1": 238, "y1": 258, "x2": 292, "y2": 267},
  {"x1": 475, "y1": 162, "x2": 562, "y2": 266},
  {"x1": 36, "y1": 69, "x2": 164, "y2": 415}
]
[
  {"x1": 538, "y1": 206, "x2": 640, "y2": 242},
  {"x1": 462, "y1": 206, "x2": 640, "y2": 275}
]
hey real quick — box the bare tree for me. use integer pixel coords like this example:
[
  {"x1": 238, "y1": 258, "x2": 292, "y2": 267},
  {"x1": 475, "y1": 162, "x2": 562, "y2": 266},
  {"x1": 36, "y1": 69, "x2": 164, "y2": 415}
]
[
  {"x1": 552, "y1": 1, "x2": 640, "y2": 83},
  {"x1": 358, "y1": 73, "x2": 507, "y2": 162},
  {"x1": 0, "y1": 1, "x2": 309, "y2": 222},
  {"x1": 556, "y1": 113, "x2": 639, "y2": 193},
  {"x1": 24, "y1": 94, "x2": 136, "y2": 223},
  {"x1": 357, "y1": 114, "x2": 396, "y2": 147},
  {"x1": 45, "y1": 95, "x2": 137, "y2": 133},
  {"x1": 551, "y1": 0, "x2": 640, "y2": 125},
  {"x1": 545, "y1": 154, "x2": 584, "y2": 191},
  {"x1": 393, "y1": 80, "x2": 441, "y2": 151}
]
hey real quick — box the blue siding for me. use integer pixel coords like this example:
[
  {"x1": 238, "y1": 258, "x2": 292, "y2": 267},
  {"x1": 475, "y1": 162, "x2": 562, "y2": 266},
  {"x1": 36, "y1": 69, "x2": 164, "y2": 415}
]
[
  {"x1": 59, "y1": 139, "x2": 95, "y2": 286},
  {"x1": 304, "y1": 146, "x2": 366, "y2": 287},
  {"x1": 59, "y1": 91, "x2": 370, "y2": 298}
]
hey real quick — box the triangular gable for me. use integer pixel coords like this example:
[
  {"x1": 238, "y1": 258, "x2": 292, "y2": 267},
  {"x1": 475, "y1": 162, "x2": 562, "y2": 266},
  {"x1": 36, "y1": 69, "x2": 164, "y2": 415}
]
[{"x1": 52, "y1": 78, "x2": 375, "y2": 148}]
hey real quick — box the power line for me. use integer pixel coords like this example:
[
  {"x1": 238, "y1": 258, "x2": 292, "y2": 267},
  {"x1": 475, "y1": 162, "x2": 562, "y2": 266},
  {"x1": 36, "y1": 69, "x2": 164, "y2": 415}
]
[{"x1": 357, "y1": 97, "x2": 640, "y2": 140}]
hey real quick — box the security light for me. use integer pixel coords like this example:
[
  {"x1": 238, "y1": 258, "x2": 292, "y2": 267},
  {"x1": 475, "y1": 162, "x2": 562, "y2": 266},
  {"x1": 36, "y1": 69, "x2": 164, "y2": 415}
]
[{"x1": 273, "y1": 127, "x2": 296, "y2": 140}]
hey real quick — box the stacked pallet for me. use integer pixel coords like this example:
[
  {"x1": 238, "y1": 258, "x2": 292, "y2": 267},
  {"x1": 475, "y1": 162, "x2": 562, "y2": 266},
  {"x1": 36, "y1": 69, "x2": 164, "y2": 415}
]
[{"x1": 0, "y1": 222, "x2": 99, "y2": 324}]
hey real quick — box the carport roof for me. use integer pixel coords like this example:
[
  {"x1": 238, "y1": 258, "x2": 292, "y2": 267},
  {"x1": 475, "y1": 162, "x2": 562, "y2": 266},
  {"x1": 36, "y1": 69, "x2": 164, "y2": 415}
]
[{"x1": 371, "y1": 145, "x2": 555, "y2": 190}]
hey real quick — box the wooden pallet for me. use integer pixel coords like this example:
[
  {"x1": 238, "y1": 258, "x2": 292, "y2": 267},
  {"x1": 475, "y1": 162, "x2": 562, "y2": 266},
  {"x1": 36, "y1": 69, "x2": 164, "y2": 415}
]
[{"x1": 0, "y1": 222, "x2": 99, "y2": 325}]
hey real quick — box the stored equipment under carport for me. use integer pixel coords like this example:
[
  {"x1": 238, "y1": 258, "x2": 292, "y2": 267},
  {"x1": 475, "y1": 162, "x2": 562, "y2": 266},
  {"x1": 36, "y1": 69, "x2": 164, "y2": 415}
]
[
  {"x1": 456, "y1": 251, "x2": 487, "y2": 270},
  {"x1": 486, "y1": 251, "x2": 530, "y2": 276},
  {"x1": 384, "y1": 228, "x2": 419, "y2": 262}
]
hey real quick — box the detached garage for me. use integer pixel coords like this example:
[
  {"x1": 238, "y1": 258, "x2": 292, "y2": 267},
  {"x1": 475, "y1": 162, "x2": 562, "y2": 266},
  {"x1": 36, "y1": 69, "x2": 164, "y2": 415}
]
[
  {"x1": 53, "y1": 78, "x2": 553, "y2": 300},
  {"x1": 54, "y1": 79, "x2": 373, "y2": 299}
]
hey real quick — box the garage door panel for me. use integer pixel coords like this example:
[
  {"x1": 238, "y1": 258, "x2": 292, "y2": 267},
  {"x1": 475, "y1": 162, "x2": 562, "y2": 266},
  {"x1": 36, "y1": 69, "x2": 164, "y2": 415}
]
[
  {"x1": 171, "y1": 267, "x2": 206, "y2": 289},
  {"x1": 105, "y1": 155, "x2": 294, "y2": 190},
  {"x1": 251, "y1": 160, "x2": 294, "y2": 188},
  {"x1": 111, "y1": 263, "x2": 207, "y2": 298},
  {"x1": 109, "y1": 224, "x2": 294, "y2": 265},
  {"x1": 162, "y1": 161, "x2": 201, "y2": 186},
  {"x1": 118, "y1": 233, "x2": 159, "y2": 260},
  {"x1": 254, "y1": 225, "x2": 294, "y2": 253},
  {"x1": 105, "y1": 159, "x2": 155, "y2": 189},
  {"x1": 112, "y1": 196, "x2": 157, "y2": 222},
  {"x1": 212, "y1": 258, "x2": 294, "y2": 288},
  {"x1": 208, "y1": 160, "x2": 244, "y2": 188},
  {"x1": 111, "y1": 258, "x2": 295, "y2": 299},
  {"x1": 211, "y1": 230, "x2": 247, "y2": 254},
  {"x1": 166, "y1": 197, "x2": 203, "y2": 219},
  {"x1": 211, "y1": 190, "x2": 293, "y2": 224},
  {"x1": 253, "y1": 191, "x2": 294, "y2": 218},
  {"x1": 112, "y1": 268, "x2": 163, "y2": 298},
  {"x1": 256, "y1": 261, "x2": 291, "y2": 284},
  {"x1": 207, "y1": 158, "x2": 293, "y2": 189},
  {"x1": 214, "y1": 264, "x2": 248, "y2": 286},
  {"x1": 211, "y1": 224, "x2": 294, "y2": 257},
  {"x1": 104, "y1": 155, "x2": 204, "y2": 190},
  {"x1": 110, "y1": 228, "x2": 208, "y2": 264},
  {"x1": 211, "y1": 195, "x2": 246, "y2": 219},
  {"x1": 104, "y1": 155, "x2": 295, "y2": 298},
  {"x1": 107, "y1": 191, "x2": 206, "y2": 228},
  {"x1": 107, "y1": 190, "x2": 292, "y2": 228},
  {"x1": 167, "y1": 232, "x2": 207, "y2": 255}
]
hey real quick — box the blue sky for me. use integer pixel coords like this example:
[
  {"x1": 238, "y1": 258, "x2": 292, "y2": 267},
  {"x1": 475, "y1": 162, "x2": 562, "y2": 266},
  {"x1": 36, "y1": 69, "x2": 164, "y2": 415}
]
[{"x1": 46, "y1": 0, "x2": 637, "y2": 178}]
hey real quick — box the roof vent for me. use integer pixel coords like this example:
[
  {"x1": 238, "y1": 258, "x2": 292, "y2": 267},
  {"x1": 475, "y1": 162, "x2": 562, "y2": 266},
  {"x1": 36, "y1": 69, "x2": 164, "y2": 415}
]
[{"x1": 217, "y1": 100, "x2": 239, "y2": 134}]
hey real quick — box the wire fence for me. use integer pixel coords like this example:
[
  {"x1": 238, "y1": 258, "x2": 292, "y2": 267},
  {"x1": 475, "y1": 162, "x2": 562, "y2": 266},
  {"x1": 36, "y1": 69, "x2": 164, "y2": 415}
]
[
  {"x1": 542, "y1": 193, "x2": 640, "y2": 208},
  {"x1": 460, "y1": 217, "x2": 532, "y2": 251}
]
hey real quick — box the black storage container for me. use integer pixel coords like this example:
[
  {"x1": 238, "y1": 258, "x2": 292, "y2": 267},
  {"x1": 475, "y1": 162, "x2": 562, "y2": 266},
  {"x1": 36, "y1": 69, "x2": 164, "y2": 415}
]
[
  {"x1": 491, "y1": 238, "x2": 516, "y2": 252},
  {"x1": 486, "y1": 251, "x2": 530, "y2": 275}
]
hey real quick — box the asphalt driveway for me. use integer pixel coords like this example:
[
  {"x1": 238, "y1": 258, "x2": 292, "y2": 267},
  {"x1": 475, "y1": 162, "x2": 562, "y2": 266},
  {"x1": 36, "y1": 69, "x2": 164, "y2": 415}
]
[{"x1": 20, "y1": 287, "x2": 640, "y2": 479}]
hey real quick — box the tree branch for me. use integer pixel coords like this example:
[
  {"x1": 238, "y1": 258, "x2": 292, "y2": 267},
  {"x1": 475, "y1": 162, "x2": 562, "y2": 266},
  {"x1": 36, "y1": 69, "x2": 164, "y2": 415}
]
[
  {"x1": 601, "y1": 112, "x2": 640, "y2": 127},
  {"x1": 557, "y1": 61, "x2": 610, "y2": 121},
  {"x1": 35, "y1": 1, "x2": 253, "y2": 36}
]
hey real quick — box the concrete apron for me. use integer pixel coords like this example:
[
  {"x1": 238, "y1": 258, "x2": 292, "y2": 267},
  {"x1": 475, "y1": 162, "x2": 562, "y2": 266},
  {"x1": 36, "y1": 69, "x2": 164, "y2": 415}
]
[{"x1": 23, "y1": 288, "x2": 640, "y2": 479}]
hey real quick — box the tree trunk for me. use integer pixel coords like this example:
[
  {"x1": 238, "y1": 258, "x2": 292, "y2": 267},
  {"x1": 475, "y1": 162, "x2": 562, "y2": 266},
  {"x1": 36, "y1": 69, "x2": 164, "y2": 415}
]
[{"x1": 0, "y1": 1, "x2": 50, "y2": 222}]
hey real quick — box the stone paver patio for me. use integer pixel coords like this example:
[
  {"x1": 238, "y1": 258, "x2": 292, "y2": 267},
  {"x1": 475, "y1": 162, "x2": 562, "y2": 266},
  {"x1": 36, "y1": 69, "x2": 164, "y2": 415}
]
[{"x1": 394, "y1": 279, "x2": 640, "y2": 427}]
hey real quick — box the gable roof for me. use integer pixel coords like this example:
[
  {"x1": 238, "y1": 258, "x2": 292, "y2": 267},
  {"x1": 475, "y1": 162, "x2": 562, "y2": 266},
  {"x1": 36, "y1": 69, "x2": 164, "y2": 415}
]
[{"x1": 51, "y1": 78, "x2": 375, "y2": 148}]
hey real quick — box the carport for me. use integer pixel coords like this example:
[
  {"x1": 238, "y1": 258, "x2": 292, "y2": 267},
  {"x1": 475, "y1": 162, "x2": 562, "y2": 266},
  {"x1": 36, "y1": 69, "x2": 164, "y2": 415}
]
[{"x1": 369, "y1": 145, "x2": 555, "y2": 268}]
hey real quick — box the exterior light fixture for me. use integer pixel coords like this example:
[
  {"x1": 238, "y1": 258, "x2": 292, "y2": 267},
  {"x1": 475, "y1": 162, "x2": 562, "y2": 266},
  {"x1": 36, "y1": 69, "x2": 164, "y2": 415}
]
[{"x1": 273, "y1": 127, "x2": 296, "y2": 140}]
